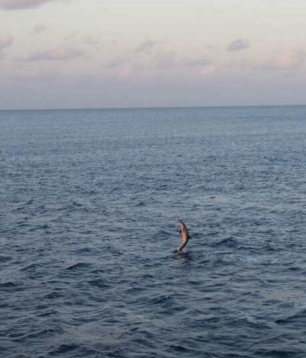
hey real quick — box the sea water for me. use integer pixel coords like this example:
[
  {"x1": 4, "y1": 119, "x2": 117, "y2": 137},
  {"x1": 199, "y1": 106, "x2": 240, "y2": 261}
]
[{"x1": 1, "y1": 106, "x2": 306, "y2": 357}]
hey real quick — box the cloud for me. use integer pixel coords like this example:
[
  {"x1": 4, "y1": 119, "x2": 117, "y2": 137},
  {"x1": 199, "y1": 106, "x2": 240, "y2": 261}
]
[
  {"x1": 117, "y1": 64, "x2": 135, "y2": 80},
  {"x1": 17, "y1": 46, "x2": 84, "y2": 62},
  {"x1": 0, "y1": 0, "x2": 54, "y2": 9},
  {"x1": 180, "y1": 57, "x2": 215, "y2": 76},
  {"x1": 263, "y1": 50, "x2": 306, "y2": 71},
  {"x1": 227, "y1": 39, "x2": 250, "y2": 52},
  {"x1": 154, "y1": 53, "x2": 214, "y2": 71},
  {"x1": 134, "y1": 40, "x2": 160, "y2": 54},
  {"x1": 0, "y1": 34, "x2": 13, "y2": 59},
  {"x1": 154, "y1": 51, "x2": 177, "y2": 69},
  {"x1": 104, "y1": 52, "x2": 214, "y2": 72},
  {"x1": 199, "y1": 65, "x2": 216, "y2": 76},
  {"x1": 105, "y1": 58, "x2": 127, "y2": 69},
  {"x1": 13, "y1": 69, "x2": 58, "y2": 81},
  {"x1": 181, "y1": 57, "x2": 212, "y2": 68},
  {"x1": 31, "y1": 24, "x2": 47, "y2": 36},
  {"x1": 102, "y1": 52, "x2": 216, "y2": 82},
  {"x1": 84, "y1": 36, "x2": 100, "y2": 46},
  {"x1": 206, "y1": 45, "x2": 218, "y2": 51}
]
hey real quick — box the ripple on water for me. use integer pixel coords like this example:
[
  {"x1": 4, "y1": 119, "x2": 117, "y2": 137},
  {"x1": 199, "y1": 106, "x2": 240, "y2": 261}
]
[
  {"x1": 65, "y1": 262, "x2": 92, "y2": 271},
  {"x1": 0, "y1": 281, "x2": 18, "y2": 289},
  {"x1": 0, "y1": 255, "x2": 12, "y2": 263},
  {"x1": 88, "y1": 278, "x2": 111, "y2": 289}
]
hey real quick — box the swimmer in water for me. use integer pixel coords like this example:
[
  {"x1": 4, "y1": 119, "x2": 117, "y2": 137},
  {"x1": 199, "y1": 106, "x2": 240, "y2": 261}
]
[{"x1": 177, "y1": 220, "x2": 190, "y2": 252}]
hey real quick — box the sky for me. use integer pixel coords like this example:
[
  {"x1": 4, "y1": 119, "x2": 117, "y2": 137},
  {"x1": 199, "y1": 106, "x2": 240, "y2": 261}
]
[{"x1": 1, "y1": 0, "x2": 306, "y2": 109}]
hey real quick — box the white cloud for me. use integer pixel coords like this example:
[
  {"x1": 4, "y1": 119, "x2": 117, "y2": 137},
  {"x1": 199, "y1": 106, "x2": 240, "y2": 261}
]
[
  {"x1": 84, "y1": 36, "x2": 100, "y2": 46},
  {"x1": 264, "y1": 50, "x2": 306, "y2": 71},
  {"x1": 181, "y1": 57, "x2": 212, "y2": 68},
  {"x1": 153, "y1": 51, "x2": 177, "y2": 69},
  {"x1": 154, "y1": 53, "x2": 214, "y2": 71},
  {"x1": 105, "y1": 58, "x2": 127, "y2": 69},
  {"x1": 134, "y1": 40, "x2": 160, "y2": 54},
  {"x1": 0, "y1": 0, "x2": 54, "y2": 9},
  {"x1": 31, "y1": 24, "x2": 47, "y2": 36},
  {"x1": 227, "y1": 39, "x2": 250, "y2": 52},
  {"x1": 0, "y1": 34, "x2": 13, "y2": 59},
  {"x1": 102, "y1": 51, "x2": 216, "y2": 82},
  {"x1": 17, "y1": 46, "x2": 84, "y2": 62},
  {"x1": 13, "y1": 69, "x2": 58, "y2": 81}
]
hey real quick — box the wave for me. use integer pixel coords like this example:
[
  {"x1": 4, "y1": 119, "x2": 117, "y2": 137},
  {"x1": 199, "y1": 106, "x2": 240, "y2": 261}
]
[
  {"x1": 46, "y1": 343, "x2": 79, "y2": 356},
  {"x1": 148, "y1": 294, "x2": 175, "y2": 308},
  {"x1": 44, "y1": 291, "x2": 63, "y2": 300},
  {"x1": 210, "y1": 236, "x2": 240, "y2": 248},
  {"x1": 66, "y1": 262, "x2": 91, "y2": 271},
  {"x1": 88, "y1": 278, "x2": 110, "y2": 289},
  {"x1": 20, "y1": 263, "x2": 42, "y2": 272},
  {"x1": 275, "y1": 307, "x2": 306, "y2": 325},
  {"x1": 12, "y1": 327, "x2": 64, "y2": 343},
  {"x1": 0, "y1": 255, "x2": 11, "y2": 263},
  {"x1": 0, "y1": 281, "x2": 17, "y2": 289}
]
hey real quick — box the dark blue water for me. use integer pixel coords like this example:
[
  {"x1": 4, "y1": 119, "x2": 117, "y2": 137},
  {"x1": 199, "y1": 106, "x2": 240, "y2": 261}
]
[{"x1": 1, "y1": 106, "x2": 306, "y2": 358}]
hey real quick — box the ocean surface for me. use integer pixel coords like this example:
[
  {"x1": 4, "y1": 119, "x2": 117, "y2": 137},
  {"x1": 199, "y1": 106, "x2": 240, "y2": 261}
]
[{"x1": 1, "y1": 106, "x2": 306, "y2": 358}]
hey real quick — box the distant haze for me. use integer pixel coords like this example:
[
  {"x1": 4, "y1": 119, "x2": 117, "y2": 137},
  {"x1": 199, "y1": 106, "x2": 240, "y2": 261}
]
[{"x1": 1, "y1": 0, "x2": 306, "y2": 110}]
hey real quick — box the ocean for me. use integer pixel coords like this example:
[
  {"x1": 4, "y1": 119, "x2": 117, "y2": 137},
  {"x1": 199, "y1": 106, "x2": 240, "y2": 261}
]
[{"x1": 1, "y1": 106, "x2": 306, "y2": 358}]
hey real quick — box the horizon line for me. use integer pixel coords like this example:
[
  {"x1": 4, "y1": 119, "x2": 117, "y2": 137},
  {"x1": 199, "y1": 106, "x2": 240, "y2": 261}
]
[{"x1": 0, "y1": 103, "x2": 306, "y2": 112}]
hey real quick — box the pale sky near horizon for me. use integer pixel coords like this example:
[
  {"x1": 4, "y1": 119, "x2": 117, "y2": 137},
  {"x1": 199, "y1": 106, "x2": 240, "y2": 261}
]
[{"x1": 1, "y1": 0, "x2": 306, "y2": 110}]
